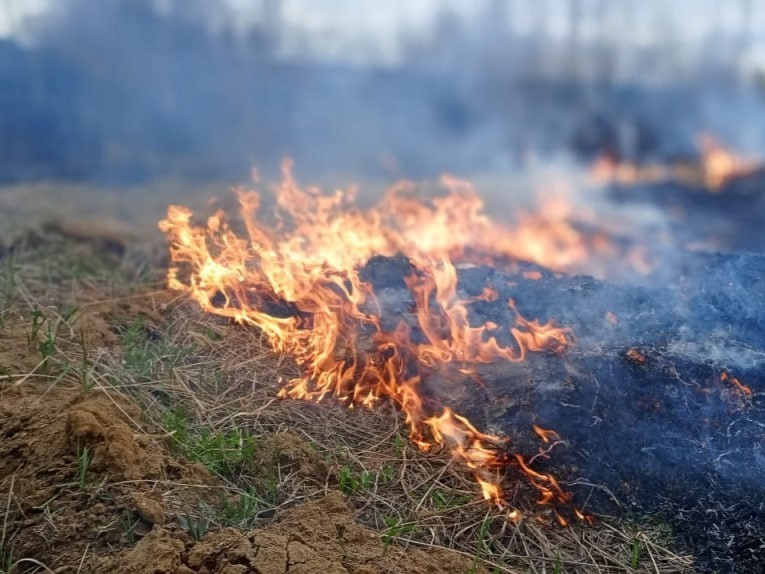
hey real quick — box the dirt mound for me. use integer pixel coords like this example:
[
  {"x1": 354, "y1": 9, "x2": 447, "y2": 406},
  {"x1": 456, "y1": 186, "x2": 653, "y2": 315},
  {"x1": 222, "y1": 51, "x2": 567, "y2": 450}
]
[
  {"x1": 65, "y1": 395, "x2": 165, "y2": 480},
  {"x1": 256, "y1": 431, "x2": 331, "y2": 483},
  {"x1": 0, "y1": 382, "x2": 213, "y2": 572},
  {"x1": 100, "y1": 492, "x2": 479, "y2": 574},
  {"x1": 0, "y1": 381, "x2": 482, "y2": 574}
]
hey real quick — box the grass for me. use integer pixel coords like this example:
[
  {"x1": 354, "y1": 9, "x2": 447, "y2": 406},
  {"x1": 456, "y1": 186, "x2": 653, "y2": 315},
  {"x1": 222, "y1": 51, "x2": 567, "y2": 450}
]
[
  {"x1": 0, "y1": 224, "x2": 696, "y2": 574},
  {"x1": 178, "y1": 514, "x2": 209, "y2": 542},
  {"x1": 120, "y1": 317, "x2": 194, "y2": 381},
  {"x1": 76, "y1": 442, "x2": 92, "y2": 489},
  {"x1": 381, "y1": 516, "x2": 416, "y2": 555},
  {"x1": 631, "y1": 536, "x2": 642, "y2": 569},
  {"x1": 163, "y1": 408, "x2": 256, "y2": 477},
  {"x1": 199, "y1": 486, "x2": 269, "y2": 529},
  {"x1": 2, "y1": 252, "x2": 17, "y2": 314},
  {"x1": 429, "y1": 488, "x2": 472, "y2": 509},
  {"x1": 0, "y1": 547, "x2": 13, "y2": 574},
  {"x1": 338, "y1": 466, "x2": 375, "y2": 496},
  {"x1": 119, "y1": 512, "x2": 139, "y2": 546},
  {"x1": 0, "y1": 478, "x2": 15, "y2": 574}
]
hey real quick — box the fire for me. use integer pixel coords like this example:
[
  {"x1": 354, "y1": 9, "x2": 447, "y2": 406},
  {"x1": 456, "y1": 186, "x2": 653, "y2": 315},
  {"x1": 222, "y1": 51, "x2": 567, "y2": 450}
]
[
  {"x1": 159, "y1": 160, "x2": 579, "y2": 515},
  {"x1": 532, "y1": 424, "x2": 561, "y2": 444},
  {"x1": 720, "y1": 371, "x2": 753, "y2": 398},
  {"x1": 591, "y1": 133, "x2": 761, "y2": 191},
  {"x1": 696, "y1": 133, "x2": 761, "y2": 191}
]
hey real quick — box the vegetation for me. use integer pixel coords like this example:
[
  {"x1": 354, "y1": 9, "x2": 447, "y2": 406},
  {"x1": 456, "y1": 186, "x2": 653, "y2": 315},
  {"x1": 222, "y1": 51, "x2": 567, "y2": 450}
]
[{"x1": 0, "y1": 224, "x2": 693, "y2": 574}]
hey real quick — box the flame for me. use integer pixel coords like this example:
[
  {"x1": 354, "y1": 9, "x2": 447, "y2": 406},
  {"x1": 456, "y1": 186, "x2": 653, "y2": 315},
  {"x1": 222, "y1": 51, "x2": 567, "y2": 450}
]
[
  {"x1": 591, "y1": 133, "x2": 761, "y2": 191},
  {"x1": 696, "y1": 134, "x2": 761, "y2": 191},
  {"x1": 720, "y1": 371, "x2": 753, "y2": 398},
  {"x1": 159, "y1": 160, "x2": 579, "y2": 515},
  {"x1": 532, "y1": 424, "x2": 561, "y2": 444}
]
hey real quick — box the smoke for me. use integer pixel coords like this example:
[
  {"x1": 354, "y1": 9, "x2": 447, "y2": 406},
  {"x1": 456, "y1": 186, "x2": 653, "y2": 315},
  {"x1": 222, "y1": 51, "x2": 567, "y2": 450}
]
[{"x1": 2, "y1": 0, "x2": 765, "y2": 186}]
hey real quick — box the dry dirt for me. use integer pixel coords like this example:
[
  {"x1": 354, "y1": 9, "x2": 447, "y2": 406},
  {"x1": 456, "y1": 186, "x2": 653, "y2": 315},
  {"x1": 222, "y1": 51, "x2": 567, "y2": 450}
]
[{"x1": 0, "y1": 380, "x2": 480, "y2": 574}]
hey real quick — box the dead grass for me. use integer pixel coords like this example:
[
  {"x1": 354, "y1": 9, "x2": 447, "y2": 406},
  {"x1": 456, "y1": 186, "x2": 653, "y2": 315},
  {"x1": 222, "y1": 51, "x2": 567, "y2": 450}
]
[{"x1": 0, "y1": 219, "x2": 696, "y2": 574}]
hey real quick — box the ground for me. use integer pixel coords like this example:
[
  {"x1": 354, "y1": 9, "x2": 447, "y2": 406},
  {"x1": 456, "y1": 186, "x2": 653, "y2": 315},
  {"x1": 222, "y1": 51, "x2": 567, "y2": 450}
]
[{"x1": 0, "y1": 189, "x2": 694, "y2": 573}]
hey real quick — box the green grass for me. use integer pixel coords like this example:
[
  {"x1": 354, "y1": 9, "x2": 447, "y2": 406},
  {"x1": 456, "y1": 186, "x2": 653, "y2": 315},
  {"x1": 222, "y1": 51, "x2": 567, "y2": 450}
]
[
  {"x1": 76, "y1": 442, "x2": 92, "y2": 489},
  {"x1": 27, "y1": 308, "x2": 46, "y2": 349},
  {"x1": 392, "y1": 433, "x2": 406, "y2": 455},
  {"x1": 177, "y1": 514, "x2": 209, "y2": 542},
  {"x1": 201, "y1": 487, "x2": 268, "y2": 529},
  {"x1": 381, "y1": 516, "x2": 416, "y2": 555},
  {"x1": 25, "y1": 306, "x2": 79, "y2": 375},
  {"x1": 428, "y1": 488, "x2": 471, "y2": 509},
  {"x1": 469, "y1": 515, "x2": 495, "y2": 574},
  {"x1": 338, "y1": 466, "x2": 374, "y2": 496},
  {"x1": 120, "y1": 317, "x2": 193, "y2": 381},
  {"x1": 631, "y1": 536, "x2": 642, "y2": 569},
  {"x1": 37, "y1": 325, "x2": 57, "y2": 374},
  {"x1": 0, "y1": 545, "x2": 13, "y2": 574},
  {"x1": 380, "y1": 464, "x2": 395, "y2": 484},
  {"x1": 163, "y1": 408, "x2": 256, "y2": 477},
  {"x1": 120, "y1": 512, "x2": 139, "y2": 546}
]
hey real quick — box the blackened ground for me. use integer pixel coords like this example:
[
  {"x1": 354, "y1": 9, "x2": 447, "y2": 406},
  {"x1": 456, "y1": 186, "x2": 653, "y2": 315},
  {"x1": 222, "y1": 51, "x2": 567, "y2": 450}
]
[{"x1": 360, "y1": 253, "x2": 765, "y2": 574}]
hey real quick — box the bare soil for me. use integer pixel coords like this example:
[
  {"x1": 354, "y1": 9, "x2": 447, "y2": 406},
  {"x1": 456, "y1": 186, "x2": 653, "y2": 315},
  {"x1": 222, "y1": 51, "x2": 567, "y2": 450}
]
[{"x1": 0, "y1": 380, "x2": 477, "y2": 574}]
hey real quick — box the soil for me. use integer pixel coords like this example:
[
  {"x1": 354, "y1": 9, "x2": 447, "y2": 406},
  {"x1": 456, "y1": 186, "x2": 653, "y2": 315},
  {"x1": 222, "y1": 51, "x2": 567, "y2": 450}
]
[
  {"x1": 0, "y1": 381, "x2": 478, "y2": 574},
  {"x1": 98, "y1": 492, "x2": 475, "y2": 574}
]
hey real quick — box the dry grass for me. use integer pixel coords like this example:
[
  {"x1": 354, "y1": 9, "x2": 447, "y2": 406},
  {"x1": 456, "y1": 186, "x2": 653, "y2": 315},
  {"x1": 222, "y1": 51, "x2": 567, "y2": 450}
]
[{"x1": 0, "y1": 219, "x2": 696, "y2": 574}]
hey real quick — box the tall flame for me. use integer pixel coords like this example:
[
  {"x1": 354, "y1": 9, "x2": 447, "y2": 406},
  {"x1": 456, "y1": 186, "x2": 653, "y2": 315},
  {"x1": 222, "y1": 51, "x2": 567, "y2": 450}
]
[{"x1": 159, "y1": 161, "x2": 577, "y2": 512}]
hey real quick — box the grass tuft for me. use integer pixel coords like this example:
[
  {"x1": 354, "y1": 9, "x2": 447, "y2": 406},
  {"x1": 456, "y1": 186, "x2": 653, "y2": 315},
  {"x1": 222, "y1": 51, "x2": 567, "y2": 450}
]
[
  {"x1": 164, "y1": 408, "x2": 256, "y2": 477},
  {"x1": 76, "y1": 442, "x2": 92, "y2": 490}
]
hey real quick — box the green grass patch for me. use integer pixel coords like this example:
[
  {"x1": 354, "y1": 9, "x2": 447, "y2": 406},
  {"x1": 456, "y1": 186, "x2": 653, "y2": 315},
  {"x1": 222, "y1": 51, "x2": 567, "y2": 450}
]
[
  {"x1": 76, "y1": 441, "x2": 92, "y2": 489},
  {"x1": 163, "y1": 408, "x2": 256, "y2": 477},
  {"x1": 120, "y1": 317, "x2": 193, "y2": 380},
  {"x1": 338, "y1": 466, "x2": 374, "y2": 495},
  {"x1": 381, "y1": 516, "x2": 416, "y2": 555},
  {"x1": 429, "y1": 488, "x2": 472, "y2": 509}
]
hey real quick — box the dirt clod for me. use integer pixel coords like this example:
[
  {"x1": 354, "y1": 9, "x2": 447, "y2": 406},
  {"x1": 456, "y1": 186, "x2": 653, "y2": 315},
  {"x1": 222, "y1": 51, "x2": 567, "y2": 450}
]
[
  {"x1": 100, "y1": 492, "x2": 480, "y2": 574},
  {"x1": 66, "y1": 396, "x2": 164, "y2": 480}
]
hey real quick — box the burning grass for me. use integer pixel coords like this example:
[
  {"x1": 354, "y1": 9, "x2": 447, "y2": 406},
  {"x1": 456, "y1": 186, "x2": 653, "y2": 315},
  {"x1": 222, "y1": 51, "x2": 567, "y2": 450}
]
[{"x1": 0, "y1": 199, "x2": 694, "y2": 573}]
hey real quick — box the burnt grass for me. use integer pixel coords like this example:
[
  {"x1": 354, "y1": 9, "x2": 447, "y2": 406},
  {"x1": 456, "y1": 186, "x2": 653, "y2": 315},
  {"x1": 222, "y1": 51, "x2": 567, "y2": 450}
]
[{"x1": 361, "y1": 249, "x2": 765, "y2": 574}]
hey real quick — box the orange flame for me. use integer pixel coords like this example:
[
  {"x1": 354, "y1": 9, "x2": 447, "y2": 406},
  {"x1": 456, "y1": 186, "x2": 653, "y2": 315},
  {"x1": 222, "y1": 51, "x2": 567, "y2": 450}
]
[
  {"x1": 532, "y1": 424, "x2": 561, "y2": 444},
  {"x1": 591, "y1": 132, "x2": 761, "y2": 191},
  {"x1": 720, "y1": 371, "x2": 753, "y2": 397},
  {"x1": 159, "y1": 161, "x2": 579, "y2": 515}
]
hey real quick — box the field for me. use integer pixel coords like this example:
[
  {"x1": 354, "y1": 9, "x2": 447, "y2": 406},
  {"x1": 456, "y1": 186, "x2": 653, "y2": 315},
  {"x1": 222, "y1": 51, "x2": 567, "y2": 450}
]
[{"x1": 0, "y1": 185, "x2": 695, "y2": 574}]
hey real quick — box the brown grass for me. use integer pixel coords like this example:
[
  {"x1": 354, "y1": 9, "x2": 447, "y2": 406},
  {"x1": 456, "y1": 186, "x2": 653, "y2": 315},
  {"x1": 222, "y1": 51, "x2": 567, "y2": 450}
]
[{"x1": 0, "y1": 216, "x2": 696, "y2": 574}]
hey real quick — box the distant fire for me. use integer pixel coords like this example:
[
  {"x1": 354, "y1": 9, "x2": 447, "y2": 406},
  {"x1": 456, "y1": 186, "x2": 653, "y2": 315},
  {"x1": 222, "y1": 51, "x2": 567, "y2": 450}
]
[
  {"x1": 160, "y1": 160, "x2": 585, "y2": 518},
  {"x1": 591, "y1": 133, "x2": 761, "y2": 191},
  {"x1": 720, "y1": 371, "x2": 753, "y2": 398}
]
